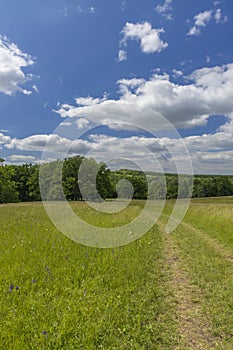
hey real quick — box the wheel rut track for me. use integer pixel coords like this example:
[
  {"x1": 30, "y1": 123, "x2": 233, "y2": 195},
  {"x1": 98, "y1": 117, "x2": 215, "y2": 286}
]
[
  {"x1": 157, "y1": 220, "x2": 216, "y2": 349},
  {"x1": 179, "y1": 220, "x2": 233, "y2": 263}
]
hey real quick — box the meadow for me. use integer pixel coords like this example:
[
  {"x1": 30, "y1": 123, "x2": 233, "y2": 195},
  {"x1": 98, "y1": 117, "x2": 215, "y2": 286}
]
[{"x1": 0, "y1": 198, "x2": 233, "y2": 349}]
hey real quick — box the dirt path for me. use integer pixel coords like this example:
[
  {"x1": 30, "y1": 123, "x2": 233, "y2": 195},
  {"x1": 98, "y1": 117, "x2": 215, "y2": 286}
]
[{"x1": 157, "y1": 220, "x2": 216, "y2": 349}]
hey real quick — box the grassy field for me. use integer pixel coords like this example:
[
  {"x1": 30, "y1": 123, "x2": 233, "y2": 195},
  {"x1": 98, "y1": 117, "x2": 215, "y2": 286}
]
[{"x1": 0, "y1": 198, "x2": 233, "y2": 349}]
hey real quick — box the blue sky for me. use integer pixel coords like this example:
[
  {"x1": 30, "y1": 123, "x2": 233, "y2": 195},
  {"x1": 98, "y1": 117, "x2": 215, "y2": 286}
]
[{"x1": 0, "y1": 0, "x2": 233, "y2": 174}]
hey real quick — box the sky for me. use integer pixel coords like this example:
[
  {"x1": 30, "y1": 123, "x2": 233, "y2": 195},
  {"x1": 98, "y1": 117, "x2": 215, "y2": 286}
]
[{"x1": 0, "y1": 0, "x2": 233, "y2": 174}]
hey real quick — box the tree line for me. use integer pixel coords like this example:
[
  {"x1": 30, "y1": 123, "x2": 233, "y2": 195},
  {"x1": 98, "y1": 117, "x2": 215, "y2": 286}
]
[{"x1": 1, "y1": 156, "x2": 233, "y2": 203}]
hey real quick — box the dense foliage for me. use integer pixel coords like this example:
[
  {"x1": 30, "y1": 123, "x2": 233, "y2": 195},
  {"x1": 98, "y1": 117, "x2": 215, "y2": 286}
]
[{"x1": 1, "y1": 156, "x2": 233, "y2": 203}]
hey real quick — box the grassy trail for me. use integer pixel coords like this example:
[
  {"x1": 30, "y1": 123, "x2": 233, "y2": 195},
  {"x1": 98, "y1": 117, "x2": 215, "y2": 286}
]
[
  {"x1": 178, "y1": 221, "x2": 233, "y2": 263},
  {"x1": 157, "y1": 220, "x2": 215, "y2": 350},
  {"x1": 157, "y1": 198, "x2": 233, "y2": 349}
]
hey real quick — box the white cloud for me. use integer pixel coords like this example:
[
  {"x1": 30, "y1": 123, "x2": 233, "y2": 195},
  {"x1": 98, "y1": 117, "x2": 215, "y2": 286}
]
[
  {"x1": 188, "y1": 26, "x2": 201, "y2": 36},
  {"x1": 8, "y1": 155, "x2": 36, "y2": 162},
  {"x1": 195, "y1": 10, "x2": 213, "y2": 27},
  {"x1": 60, "y1": 121, "x2": 72, "y2": 127},
  {"x1": 5, "y1": 134, "x2": 91, "y2": 155},
  {"x1": 3, "y1": 55, "x2": 233, "y2": 174},
  {"x1": 117, "y1": 49, "x2": 127, "y2": 62},
  {"x1": 187, "y1": 8, "x2": 228, "y2": 36},
  {"x1": 172, "y1": 69, "x2": 183, "y2": 77},
  {"x1": 75, "y1": 118, "x2": 90, "y2": 129},
  {"x1": 156, "y1": 0, "x2": 173, "y2": 20},
  {"x1": 214, "y1": 8, "x2": 228, "y2": 23},
  {"x1": 0, "y1": 132, "x2": 11, "y2": 145},
  {"x1": 55, "y1": 63, "x2": 233, "y2": 132},
  {"x1": 188, "y1": 10, "x2": 213, "y2": 36},
  {"x1": 32, "y1": 84, "x2": 39, "y2": 93},
  {"x1": 120, "y1": 22, "x2": 168, "y2": 55},
  {"x1": 215, "y1": 8, "x2": 222, "y2": 23},
  {"x1": 76, "y1": 94, "x2": 108, "y2": 106},
  {"x1": 0, "y1": 35, "x2": 35, "y2": 95},
  {"x1": 88, "y1": 6, "x2": 95, "y2": 14},
  {"x1": 5, "y1": 129, "x2": 233, "y2": 174},
  {"x1": 5, "y1": 134, "x2": 70, "y2": 152}
]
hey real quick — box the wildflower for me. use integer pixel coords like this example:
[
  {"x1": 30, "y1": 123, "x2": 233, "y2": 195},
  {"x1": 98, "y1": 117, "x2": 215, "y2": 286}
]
[
  {"x1": 42, "y1": 330, "x2": 48, "y2": 338},
  {"x1": 9, "y1": 284, "x2": 14, "y2": 292},
  {"x1": 45, "y1": 266, "x2": 51, "y2": 274},
  {"x1": 15, "y1": 286, "x2": 19, "y2": 291}
]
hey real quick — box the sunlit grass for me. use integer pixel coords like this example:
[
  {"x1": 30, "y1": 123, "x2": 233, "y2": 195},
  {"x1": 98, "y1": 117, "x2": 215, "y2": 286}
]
[
  {"x1": 1, "y1": 198, "x2": 233, "y2": 349},
  {"x1": 0, "y1": 201, "x2": 177, "y2": 349}
]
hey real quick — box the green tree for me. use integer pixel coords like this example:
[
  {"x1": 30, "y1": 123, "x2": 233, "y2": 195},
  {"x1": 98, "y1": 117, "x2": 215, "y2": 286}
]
[
  {"x1": 27, "y1": 164, "x2": 41, "y2": 201},
  {"x1": 62, "y1": 156, "x2": 83, "y2": 200},
  {"x1": 40, "y1": 161, "x2": 64, "y2": 201},
  {"x1": 166, "y1": 175, "x2": 178, "y2": 199},
  {"x1": 13, "y1": 164, "x2": 33, "y2": 202},
  {"x1": 78, "y1": 158, "x2": 113, "y2": 201},
  {"x1": 0, "y1": 165, "x2": 19, "y2": 203}
]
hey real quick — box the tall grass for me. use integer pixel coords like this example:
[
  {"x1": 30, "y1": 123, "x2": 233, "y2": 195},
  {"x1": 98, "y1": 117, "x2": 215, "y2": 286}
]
[{"x1": 0, "y1": 202, "x2": 177, "y2": 349}]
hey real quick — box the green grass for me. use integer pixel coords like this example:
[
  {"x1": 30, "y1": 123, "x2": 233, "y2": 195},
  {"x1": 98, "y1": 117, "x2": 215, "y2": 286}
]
[
  {"x1": 183, "y1": 197, "x2": 233, "y2": 249},
  {"x1": 0, "y1": 202, "x2": 177, "y2": 350},
  {"x1": 172, "y1": 223, "x2": 233, "y2": 349},
  {"x1": 1, "y1": 198, "x2": 233, "y2": 349},
  {"x1": 161, "y1": 197, "x2": 233, "y2": 349}
]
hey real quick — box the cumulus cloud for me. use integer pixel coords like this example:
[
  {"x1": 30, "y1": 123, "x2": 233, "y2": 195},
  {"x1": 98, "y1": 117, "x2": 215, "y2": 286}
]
[
  {"x1": 4, "y1": 57, "x2": 233, "y2": 174},
  {"x1": 187, "y1": 10, "x2": 213, "y2": 36},
  {"x1": 0, "y1": 35, "x2": 35, "y2": 95},
  {"x1": 117, "y1": 49, "x2": 127, "y2": 62},
  {"x1": 5, "y1": 128, "x2": 233, "y2": 174},
  {"x1": 214, "y1": 8, "x2": 228, "y2": 23},
  {"x1": 75, "y1": 94, "x2": 108, "y2": 106},
  {"x1": 187, "y1": 8, "x2": 227, "y2": 36},
  {"x1": 6, "y1": 134, "x2": 71, "y2": 152},
  {"x1": 0, "y1": 132, "x2": 11, "y2": 145},
  {"x1": 8, "y1": 155, "x2": 36, "y2": 162},
  {"x1": 155, "y1": 0, "x2": 173, "y2": 20},
  {"x1": 172, "y1": 69, "x2": 183, "y2": 77},
  {"x1": 119, "y1": 22, "x2": 168, "y2": 57},
  {"x1": 88, "y1": 124, "x2": 233, "y2": 173},
  {"x1": 55, "y1": 63, "x2": 233, "y2": 132},
  {"x1": 51, "y1": 61, "x2": 233, "y2": 174},
  {"x1": 75, "y1": 118, "x2": 90, "y2": 129},
  {"x1": 215, "y1": 8, "x2": 222, "y2": 23},
  {"x1": 5, "y1": 134, "x2": 91, "y2": 155}
]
